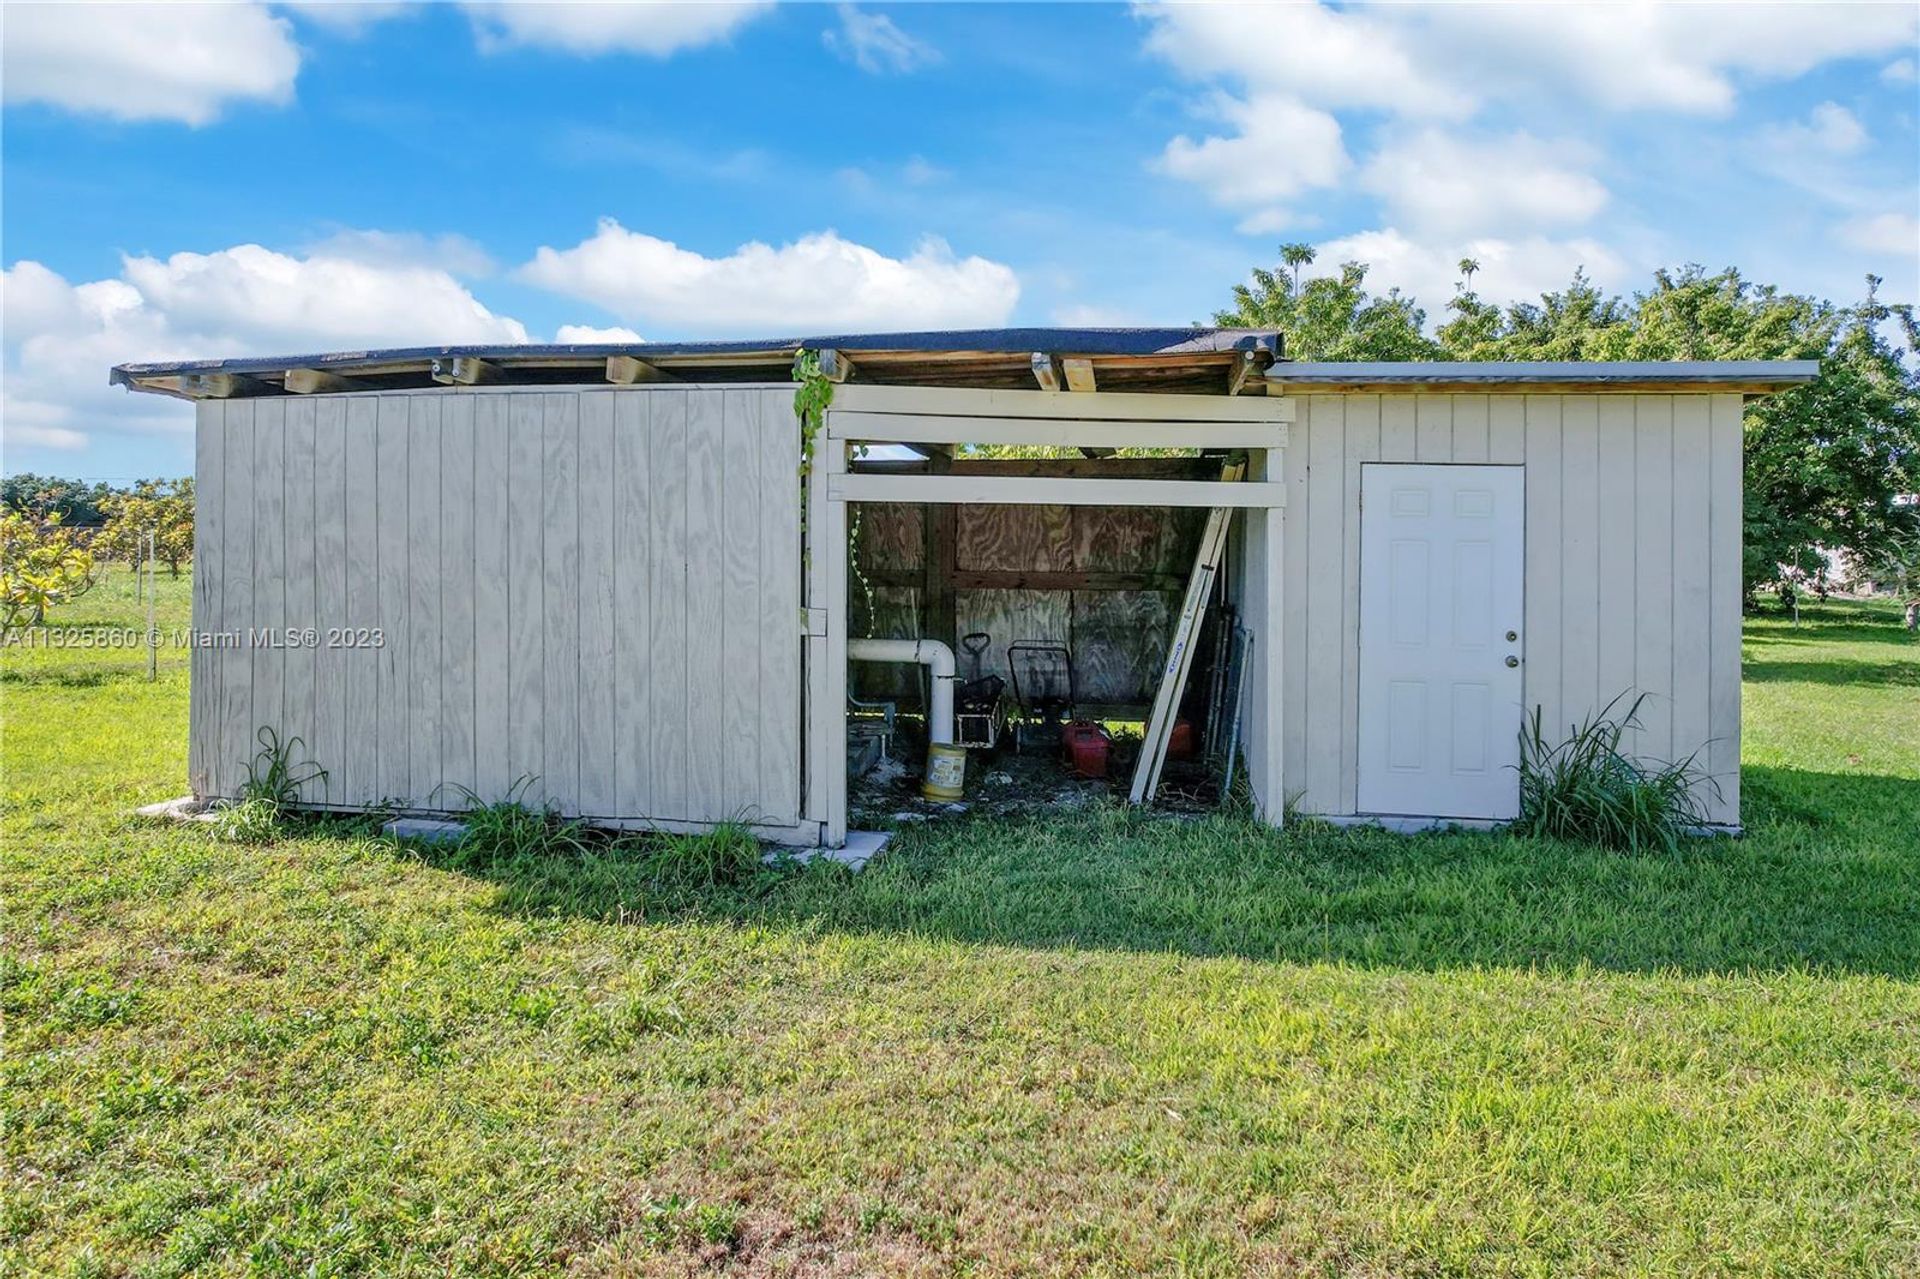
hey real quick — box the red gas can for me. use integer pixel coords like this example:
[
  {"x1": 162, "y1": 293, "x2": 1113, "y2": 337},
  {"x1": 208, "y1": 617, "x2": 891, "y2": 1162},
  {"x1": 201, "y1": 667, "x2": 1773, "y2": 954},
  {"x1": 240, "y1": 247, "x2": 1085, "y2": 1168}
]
[{"x1": 1062, "y1": 720, "x2": 1111, "y2": 779}]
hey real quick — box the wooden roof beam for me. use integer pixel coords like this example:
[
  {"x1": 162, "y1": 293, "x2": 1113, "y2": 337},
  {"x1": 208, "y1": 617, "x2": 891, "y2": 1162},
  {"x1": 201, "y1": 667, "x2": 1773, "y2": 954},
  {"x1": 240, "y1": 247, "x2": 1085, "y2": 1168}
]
[
  {"x1": 605, "y1": 354, "x2": 675, "y2": 384},
  {"x1": 284, "y1": 367, "x2": 374, "y2": 395},
  {"x1": 1061, "y1": 357, "x2": 1097, "y2": 393},
  {"x1": 179, "y1": 372, "x2": 273, "y2": 399},
  {"x1": 1228, "y1": 349, "x2": 1265, "y2": 397},
  {"x1": 818, "y1": 349, "x2": 857, "y2": 383},
  {"x1": 430, "y1": 356, "x2": 500, "y2": 386},
  {"x1": 1031, "y1": 352, "x2": 1063, "y2": 392}
]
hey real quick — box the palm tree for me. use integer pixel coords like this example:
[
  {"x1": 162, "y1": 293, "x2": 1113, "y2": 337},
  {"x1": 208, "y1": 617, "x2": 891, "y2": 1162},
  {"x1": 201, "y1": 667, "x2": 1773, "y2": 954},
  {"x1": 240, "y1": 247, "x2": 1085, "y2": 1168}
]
[
  {"x1": 1457, "y1": 258, "x2": 1481, "y2": 292},
  {"x1": 1279, "y1": 242, "x2": 1316, "y2": 295}
]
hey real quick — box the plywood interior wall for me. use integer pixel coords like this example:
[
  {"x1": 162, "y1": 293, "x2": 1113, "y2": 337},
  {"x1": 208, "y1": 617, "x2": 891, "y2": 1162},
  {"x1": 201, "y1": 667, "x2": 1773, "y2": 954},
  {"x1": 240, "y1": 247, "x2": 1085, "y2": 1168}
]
[{"x1": 851, "y1": 492, "x2": 1206, "y2": 708}]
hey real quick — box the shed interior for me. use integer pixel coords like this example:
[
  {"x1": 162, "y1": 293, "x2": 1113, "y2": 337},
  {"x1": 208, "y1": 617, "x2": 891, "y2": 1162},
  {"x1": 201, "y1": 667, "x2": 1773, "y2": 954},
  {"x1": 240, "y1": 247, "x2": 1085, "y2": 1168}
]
[{"x1": 842, "y1": 448, "x2": 1251, "y2": 818}]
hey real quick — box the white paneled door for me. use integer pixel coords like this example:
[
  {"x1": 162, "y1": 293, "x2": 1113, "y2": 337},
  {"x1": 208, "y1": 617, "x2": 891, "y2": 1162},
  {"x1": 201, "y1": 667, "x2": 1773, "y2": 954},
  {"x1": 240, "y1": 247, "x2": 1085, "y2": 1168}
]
[{"x1": 1358, "y1": 463, "x2": 1525, "y2": 819}]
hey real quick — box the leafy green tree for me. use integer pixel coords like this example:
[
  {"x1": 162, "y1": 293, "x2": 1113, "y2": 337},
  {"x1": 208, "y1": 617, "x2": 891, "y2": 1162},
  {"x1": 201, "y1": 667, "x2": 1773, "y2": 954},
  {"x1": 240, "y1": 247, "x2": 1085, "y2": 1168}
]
[
  {"x1": 1216, "y1": 250, "x2": 1441, "y2": 361},
  {"x1": 1, "y1": 474, "x2": 112, "y2": 527},
  {"x1": 1741, "y1": 279, "x2": 1919, "y2": 598},
  {"x1": 2, "y1": 510, "x2": 98, "y2": 628},
  {"x1": 1422, "y1": 264, "x2": 1913, "y2": 601}
]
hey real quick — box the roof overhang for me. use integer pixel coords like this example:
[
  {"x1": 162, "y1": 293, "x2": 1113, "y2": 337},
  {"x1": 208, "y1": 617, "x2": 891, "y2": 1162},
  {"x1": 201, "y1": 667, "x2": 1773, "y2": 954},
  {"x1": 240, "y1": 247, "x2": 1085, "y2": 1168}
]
[
  {"x1": 1263, "y1": 359, "x2": 1821, "y2": 396},
  {"x1": 109, "y1": 328, "x2": 1283, "y2": 402}
]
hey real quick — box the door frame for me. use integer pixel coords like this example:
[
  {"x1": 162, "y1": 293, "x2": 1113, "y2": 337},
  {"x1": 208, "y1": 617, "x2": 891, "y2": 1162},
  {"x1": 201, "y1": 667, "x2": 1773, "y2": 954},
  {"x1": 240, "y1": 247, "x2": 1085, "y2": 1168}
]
[
  {"x1": 1355, "y1": 461, "x2": 1527, "y2": 820},
  {"x1": 805, "y1": 384, "x2": 1295, "y2": 846}
]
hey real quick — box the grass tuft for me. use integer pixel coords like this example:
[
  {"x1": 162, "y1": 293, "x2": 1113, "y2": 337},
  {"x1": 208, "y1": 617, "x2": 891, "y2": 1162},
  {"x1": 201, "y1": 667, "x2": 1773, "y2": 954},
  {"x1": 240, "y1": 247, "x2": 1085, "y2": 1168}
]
[{"x1": 1511, "y1": 692, "x2": 1715, "y2": 853}]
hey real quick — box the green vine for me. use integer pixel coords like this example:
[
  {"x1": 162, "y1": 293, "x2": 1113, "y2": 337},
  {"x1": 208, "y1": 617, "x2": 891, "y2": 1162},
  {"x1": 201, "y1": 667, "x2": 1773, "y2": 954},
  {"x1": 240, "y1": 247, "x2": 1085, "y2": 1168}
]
[
  {"x1": 793, "y1": 350, "x2": 833, "y2": 482},
  {"x1": 791, "y1": 351, "x2": 874, "y2": 626}
]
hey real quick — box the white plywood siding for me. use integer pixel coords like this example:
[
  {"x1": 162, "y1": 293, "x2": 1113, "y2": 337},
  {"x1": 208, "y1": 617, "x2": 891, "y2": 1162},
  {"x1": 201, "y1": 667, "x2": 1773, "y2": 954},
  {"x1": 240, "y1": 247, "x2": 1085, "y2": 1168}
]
[
  {"x1": 1279, "y1": 392, "x2": 1742, "y2": 825},
  {"x1": 191, "y1": 385, "x2": 808, "y2": 836}
]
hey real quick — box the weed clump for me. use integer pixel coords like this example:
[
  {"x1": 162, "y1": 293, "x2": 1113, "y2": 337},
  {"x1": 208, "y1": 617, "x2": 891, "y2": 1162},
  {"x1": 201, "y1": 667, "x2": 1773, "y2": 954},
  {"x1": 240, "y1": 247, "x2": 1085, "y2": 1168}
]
[{"x1": 1511, "y1": 692, "x2": 1714, "y2": 854}]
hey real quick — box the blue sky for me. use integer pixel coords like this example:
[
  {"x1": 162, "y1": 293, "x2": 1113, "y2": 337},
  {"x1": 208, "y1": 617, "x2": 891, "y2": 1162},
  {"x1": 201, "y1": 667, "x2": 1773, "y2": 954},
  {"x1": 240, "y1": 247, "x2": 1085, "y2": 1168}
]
[{"x1": 4, "y1": 1, "x2": 1916, "y2": 477}]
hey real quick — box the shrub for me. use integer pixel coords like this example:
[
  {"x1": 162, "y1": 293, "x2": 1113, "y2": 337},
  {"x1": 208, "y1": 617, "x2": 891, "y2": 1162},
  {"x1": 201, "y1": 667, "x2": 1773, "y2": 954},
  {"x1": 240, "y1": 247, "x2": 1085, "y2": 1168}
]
[
  {"x1": 1, "y1": 510, "x2": 98, "y2": 629},
  {"x1": 1511, "y1": 693, "x2": 1715, "y2": 853}
]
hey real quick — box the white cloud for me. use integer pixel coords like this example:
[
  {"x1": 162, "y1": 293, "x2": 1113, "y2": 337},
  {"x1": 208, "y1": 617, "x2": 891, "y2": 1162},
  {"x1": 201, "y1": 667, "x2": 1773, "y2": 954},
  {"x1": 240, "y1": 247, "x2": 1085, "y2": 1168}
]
[
  {"x1": 120, "y1": 244, "x2": 527, "y2": 351},
  {"x1": 1884, "y1": 57, "x2": 1919, "y2": 84},
  {"x1": 1139, "y1": 3, "x2": 1471, "y2": 119},
  {"x1": 1, "y1": 2, "x2": 300, "y2": 125},
  {"x1": 1156, "y1": 93, "x2": 1348, "y2": 212},
  {"x1": 1138, "y1": 2, "x2": 1919, "y2": 118},
  {"x1": 1837, "y1": 212, "x2": 1920, "y2": 258},
  {"x1": 3, "y1": 243, "x2": 527, "y2": 454},
  {"x1": 1758, "y1": 102, "x2": 1868, "y2": 158},
  {"x1": 902, "y1": 156, "x2": 948, "y2": 185},
  {"x1": 554, "y1": 324, "x2": 646, "y2": 344},
  {"x1": 824, "y1": 4, "x2": 939, "y2": 74},
  {"x1": 516, "y1": 220, "x2": 1020, "y2": 333},
  {"x1": 301, "y1": 229, "x2": 498, "y2": 278},
  {"x1": 1314, "y1": 227, "x2": 1629, "y2": 317},
  {"x1": 464, "y1": 2, "x2": 771, "y2": 56},
  {"x1": 1052, "y1": 304, "x2": 1147, "y2": 328},
  {"x1": 1234, "y1": 209, "x2": 1305, "y2": 237},
  {"x1": 1361, "y1": 130, "x2": 1608, "y2": 238},
  {"x1": 1411, "y1": 4, "x2": 1917, "y2": 116}
]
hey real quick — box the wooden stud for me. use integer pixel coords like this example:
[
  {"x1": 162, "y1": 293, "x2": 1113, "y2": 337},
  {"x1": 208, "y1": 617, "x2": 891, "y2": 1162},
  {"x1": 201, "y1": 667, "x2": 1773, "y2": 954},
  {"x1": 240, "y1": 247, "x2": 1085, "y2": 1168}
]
[
  {"x1": 430, "y1": 356, "x2": 500, "y2": 386},
  {"x1": 604, "y1": 355, "x2": 674, "y2": 385},
  {"x1": 285, "y1": 368, "x2": 373, "y2": 395},
  {"x1": 1030, "y1": 352, "x2": 1063, "y2": 392},
  {"x1": 1062, "y1": 358, "x2": 1098, "y2": 393},
  {"x1": 818, "y1": 349, "x2": 857, "y2": 383},
  {"x1": 180, "y1": 372, "x2": 271, "y2": 399},
  {"x1": 1228, "y1": 350, "x2": 1260, "y2": 397}
]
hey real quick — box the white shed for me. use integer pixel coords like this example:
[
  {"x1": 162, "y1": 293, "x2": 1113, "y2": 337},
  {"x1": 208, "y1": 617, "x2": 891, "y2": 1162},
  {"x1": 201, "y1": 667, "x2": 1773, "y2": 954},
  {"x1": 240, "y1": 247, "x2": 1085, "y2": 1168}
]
[{"x1": 112, "y1": 333, "x2": 1818, "y2": 843}]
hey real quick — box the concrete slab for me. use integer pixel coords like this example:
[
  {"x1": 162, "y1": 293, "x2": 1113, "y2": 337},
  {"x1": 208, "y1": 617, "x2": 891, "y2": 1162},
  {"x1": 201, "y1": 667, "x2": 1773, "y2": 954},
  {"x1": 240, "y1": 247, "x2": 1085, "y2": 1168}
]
[
  {"x1": 381, "y1": 817, "x2": 469, "y2": 845},
  {"x1": 769, "y1": 829, "x2": 893, "y2": 871},
  {"x1": 133, "y1": 796, "x2": 219, "y2": 824}
]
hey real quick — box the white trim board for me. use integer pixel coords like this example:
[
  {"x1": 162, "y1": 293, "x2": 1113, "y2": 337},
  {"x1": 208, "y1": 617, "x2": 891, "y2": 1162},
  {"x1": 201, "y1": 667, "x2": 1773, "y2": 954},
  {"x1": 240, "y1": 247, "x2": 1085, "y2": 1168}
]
[
  {"x1": 832, "y1": 383, "x2": 1296, "y2": 422},
  {"x1": 828, "y1": 411, "x2": 1288, "y2": 450},
  {"x1": 828, "y1": 473, "x2": 1286, "y2": 508}
]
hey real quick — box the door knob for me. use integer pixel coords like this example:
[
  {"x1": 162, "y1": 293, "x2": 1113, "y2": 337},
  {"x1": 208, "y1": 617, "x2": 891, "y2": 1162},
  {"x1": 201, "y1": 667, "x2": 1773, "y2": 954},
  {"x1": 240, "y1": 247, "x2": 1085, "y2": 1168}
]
[{"x1": 1505, "y1": 655, "x2": 1519, "y2": 668}]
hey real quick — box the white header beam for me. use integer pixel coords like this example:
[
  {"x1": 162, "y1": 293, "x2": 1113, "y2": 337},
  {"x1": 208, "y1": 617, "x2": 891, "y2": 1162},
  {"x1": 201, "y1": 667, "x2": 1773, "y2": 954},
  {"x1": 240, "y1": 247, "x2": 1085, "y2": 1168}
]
[
  {"x1": 828, "y1": 411, "x2": 1287, "y2": 450},
  {"x1": 829, "y1": 473, "x2": 1285, "y2": 508}
]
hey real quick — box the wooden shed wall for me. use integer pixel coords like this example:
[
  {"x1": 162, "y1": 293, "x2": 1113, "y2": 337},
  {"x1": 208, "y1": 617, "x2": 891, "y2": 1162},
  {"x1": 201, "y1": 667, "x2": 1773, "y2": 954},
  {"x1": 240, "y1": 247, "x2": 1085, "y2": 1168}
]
[
  {"x1": 190, "y1": 386, "x2": 806, "y2": 832},
  {"x1": 1275, "y1": 392, "x2": 1743, "y2": 825}
]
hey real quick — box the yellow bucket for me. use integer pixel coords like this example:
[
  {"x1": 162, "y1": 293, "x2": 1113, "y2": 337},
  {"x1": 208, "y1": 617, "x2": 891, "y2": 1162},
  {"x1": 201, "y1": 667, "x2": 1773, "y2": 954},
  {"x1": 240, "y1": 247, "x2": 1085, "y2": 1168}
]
[{"x1": 921, "y1": 742, "x2": 967, "y2": 800}]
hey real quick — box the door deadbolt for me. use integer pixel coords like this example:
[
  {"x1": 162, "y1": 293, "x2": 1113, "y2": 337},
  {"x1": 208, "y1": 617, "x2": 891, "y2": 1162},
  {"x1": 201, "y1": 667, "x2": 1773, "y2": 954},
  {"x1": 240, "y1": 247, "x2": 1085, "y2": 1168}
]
[
  {"x1": 1505, "y1": 655, "x2": 1520, "y2": 667},
  {"x1": 1505, "y1": 630, "x2": 1518, "y2": 642}
]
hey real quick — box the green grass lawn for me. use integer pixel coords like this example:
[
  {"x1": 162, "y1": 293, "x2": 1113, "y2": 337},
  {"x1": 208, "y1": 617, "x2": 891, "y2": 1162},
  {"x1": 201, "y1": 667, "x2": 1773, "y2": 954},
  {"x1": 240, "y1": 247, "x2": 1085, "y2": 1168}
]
[{"x1": 6, "y1": 573, "x2": 1918, "y2": 1277}]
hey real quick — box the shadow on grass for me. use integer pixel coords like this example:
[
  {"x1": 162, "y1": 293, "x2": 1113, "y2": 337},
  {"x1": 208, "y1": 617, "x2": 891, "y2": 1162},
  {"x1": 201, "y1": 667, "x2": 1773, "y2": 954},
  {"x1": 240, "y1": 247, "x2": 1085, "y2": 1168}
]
[
  {"x1": 423, "y1": 764, "x2": 1920, "y2": 981},
  {"x1": 1742, "y1": 659, "x2": 1920, "y2": 687}
]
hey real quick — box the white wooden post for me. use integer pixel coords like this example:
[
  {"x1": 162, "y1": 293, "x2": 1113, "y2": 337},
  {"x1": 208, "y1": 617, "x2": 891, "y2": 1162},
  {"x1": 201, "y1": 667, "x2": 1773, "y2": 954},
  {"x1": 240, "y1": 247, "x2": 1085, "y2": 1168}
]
[
  {"x1": 1255, "y1": 446, "x2": 1286, "y2": 824},
  {"x1": 822, "y1": 438, "x2": 849, "y2": 847}
]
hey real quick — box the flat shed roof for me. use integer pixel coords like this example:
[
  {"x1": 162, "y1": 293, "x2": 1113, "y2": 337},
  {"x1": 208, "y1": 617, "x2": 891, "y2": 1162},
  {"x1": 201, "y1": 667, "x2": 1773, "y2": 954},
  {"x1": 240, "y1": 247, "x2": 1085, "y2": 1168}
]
[
  {"x1": 108, "y1": 330, "x2": 1821, "y2": 402},
  {"x1": 110, "y1": 328, "x2": 1281, "y2": 400},
  {"x1": 1266, "y1": 359, "x2": 1820, "y2": 394}
]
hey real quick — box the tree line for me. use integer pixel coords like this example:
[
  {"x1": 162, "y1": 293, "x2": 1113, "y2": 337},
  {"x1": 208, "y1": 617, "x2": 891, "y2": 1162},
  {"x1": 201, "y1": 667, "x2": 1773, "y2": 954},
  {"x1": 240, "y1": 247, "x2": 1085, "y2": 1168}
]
[{"x1": 1217, "y1": 250, "x2": 1920, "y2": 604}]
